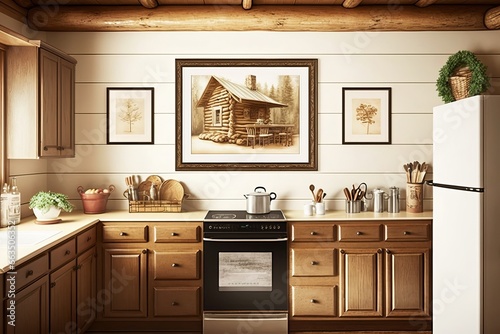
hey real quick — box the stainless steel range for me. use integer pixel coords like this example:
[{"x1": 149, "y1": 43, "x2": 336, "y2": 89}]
[{"x1": 203, "y1": 210, "x2": 288, "y2": 334}]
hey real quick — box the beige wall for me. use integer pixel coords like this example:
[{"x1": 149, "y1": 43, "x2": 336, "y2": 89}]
[{"x1": 6, "y1": 25, "x2": 500, "y2": 214}]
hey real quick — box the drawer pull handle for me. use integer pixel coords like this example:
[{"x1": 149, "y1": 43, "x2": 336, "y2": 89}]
[
  {"x1": 403, "y1": 231, "x2": 410, "y2": 235},
  {"x1": 172, "y1": 302, "x2": 178, "y2": 306},
  {"x1": 386, "y1": 249, "x2": 391, "y2": 254},
  {"x1": 356, "y1": 231, "x2": 362, "y2": 235},
  {"x1": 65, "y1": 250, "x2": 71, "y2": 255},
  {"x1": 171, "y1": 232, "x2": 178, "y2": 236},
  {"x1": 171, "y1": 263, "x2": 178, "y2": 267},
  {"x1": 142, "y1": 249, "x2": 148, "y2": 254},
  {"x1": 340, "y1": 249, "x2": 345, "y2": 254},
  {"x1": 310, "y1": 261, "x2": 318, "y2": 265},
  {"x1": 310, "y1": 231, "x2": 317, "y2": 235},
  {"x1": 310, "y1": 299, "x2": 317, "y2": 303},
  {"x1": 50, "y1": 282, "x2": 56, "y2": 288},
  {"x1": 87, "y1": 236, "x2": 92, "y2": 241},
  {"x1": 26, "y1": 270, "x2": 34, "y2": 278},
  {"x1": 120, "y1": 232, "x2": 127, "y2": 236},
  {"x1": 377, "y1": 248, "x2": 383, "y2": 254}
]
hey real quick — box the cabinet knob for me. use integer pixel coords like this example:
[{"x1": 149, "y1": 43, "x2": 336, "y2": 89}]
[
  {"x1": 87, "y1": 236, "x2": 92, "y2": 241},
  {"x1": 171, "y1": 232, "x2": 178, "y2": 236},
  {"x1": 26, "y1": 270, "x2": 34, "y2": 278},
  {"x1": 403, "y1": 231, "x2": 410, "y2": 235},
  {"x1": 142, "y1": 249, "x2": 148, "y2": 254},
  {"x1": 310, "y1": 231, "x2": 316, "y2": 235},
  {"x1": 120, "y1": 232, "x2": 127, "y2": 236},
  {"x1": 310, "y1": 299, "x2": 317, "y2": 303},
  {"x1": 310, "y1": 261, "x2": 318, "y2": 265},
  {"x1": 386, "y1": 249, "x2": 391, "y2": 254},
  {"x1": 377, "y1": 248, "x2": 383, "y2": 254},
  {"x1": 50, "y1": 282, "x2": 56, "y2": 288},
  {"x1": 356, "y1": 231, "x2": 362, "y2": 235},
  {"x1": 340, "y1": 249, "x2": 345, "y2": 254},
  {"x1": 65, "y1": 250, "x2": 71, "y2": 255},
  {"x1": 171, "y1": 302, "x2": 178, "y2": 306},
  {"x1": 171, "y1": 263, "x2": 178, "y2": 267}
]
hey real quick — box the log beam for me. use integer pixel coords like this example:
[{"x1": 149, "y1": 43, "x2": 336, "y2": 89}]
[
  {"x1": 485, "y1": 6, "x2": 500, "y2": 29},
  {"x1": 414, "y1": 0, "x2": 438, "y2": 8},
  {"x1": 343, "y1": 0, "x2": 363, "y2": 9},
  {"x1": 138, "y1": 0, "x2": 158, "y2": 9},
  {"x1": 242, "y1": 0, "x2": 252, "y2": 10},
  {"x1": 26, "y1": 5, "x2": 493, "y2": 32}
]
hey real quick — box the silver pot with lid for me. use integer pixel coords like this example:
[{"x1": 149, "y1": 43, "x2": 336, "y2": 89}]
[{"x1": 244, "y1": 186, "x2": 277, "y2": 214}]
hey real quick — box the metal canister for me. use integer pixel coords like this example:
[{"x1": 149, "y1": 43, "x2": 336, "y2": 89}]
[
  {"x1": 372, "y1": 188, "x2": 385, "y2": 213},
  {"x1": 388, "y1": 186, "x2": 400, "y2": 213}
]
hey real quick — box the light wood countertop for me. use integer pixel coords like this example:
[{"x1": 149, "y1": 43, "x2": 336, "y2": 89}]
[{"x1": 0, "y1": 209, "x2": 432, "y2": 273}]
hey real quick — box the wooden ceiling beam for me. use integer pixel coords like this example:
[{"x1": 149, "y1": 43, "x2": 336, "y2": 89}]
[
  {"x1": 26, "y1": 5, "x2": 493, "y2": 32},
  {"x1": 138, "y1": 0, "x2": 158, "y2": 9},
  {"x1": 414, "y1": 0, "x2": 438, "y2": 8},
  {"x1": 242, "y1": 0, "x2": 252, "y2": 10},
  {"x1": 343, "y1": 0, "x2": 363, "y2": 9},
  {"x1": 485, "y1": 6, "x2": 500, "y2": 29}
]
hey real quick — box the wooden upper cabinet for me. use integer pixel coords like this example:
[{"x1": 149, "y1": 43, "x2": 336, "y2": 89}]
[{"x1": 6, "y1": 40, "x2": 76, "y2": 158}]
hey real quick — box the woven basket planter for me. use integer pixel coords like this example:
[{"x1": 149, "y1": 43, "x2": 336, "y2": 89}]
[{"x1": 449, "y1": 67, "x2": 472, "y2": 101}]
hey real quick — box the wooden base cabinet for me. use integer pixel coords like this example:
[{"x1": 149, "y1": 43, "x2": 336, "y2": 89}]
[
  {"x1": 95, "y1": 222, "x2": 202, "y2": 332},
  {"x1": 289, "y1": 220, "x2": 432, "y2": 332}
]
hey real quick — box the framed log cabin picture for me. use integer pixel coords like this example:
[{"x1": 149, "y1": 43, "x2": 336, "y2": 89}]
[
  {"x1": 342, "y1": 87, "x2": 392, "y2": 144},
  {"x1": 106, "y1": 87, "x2": 154, "y2": 144},
  {"x1": 175, "y1": 59, "x2": 318, "y2": 170}
]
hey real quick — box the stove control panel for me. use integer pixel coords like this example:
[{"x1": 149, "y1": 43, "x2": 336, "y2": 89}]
[{"x1": 204, "y1": 222, "x2": 287, "y2": 233}]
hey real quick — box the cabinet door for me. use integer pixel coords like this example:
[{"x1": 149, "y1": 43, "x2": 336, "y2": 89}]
[
  {"x1": 39, "y1": 48, "x2": 60, "y2": 157},
  {"x1": 103, "y1": 248, "x2": 148, "y2": 318},
  {"x1": 77, "y1": 247, "x2": 97, "y2": 332},
  {"x1": 5, "y1": 276, "x2": 49, "y2": 334},
  {"x1": 50, "y1": 259, "x2": 77, "y2": 334},
  {"x1": 59, "y1": 57, "x2": 75, "y2": 157},
  {"x1": 385, "y1": 247, "x2": 431, "y2": 317},
  {"x1": 339, "y1": 248, "x2": 383, "y2": 317}
]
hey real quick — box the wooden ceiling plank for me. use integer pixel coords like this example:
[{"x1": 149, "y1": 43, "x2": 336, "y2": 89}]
[
  {"x1": 26, "y1": 5, "x2": 491, "y2": 31},
  {"x1": 485, "y1": 6, "x2": 500, "y2": 29}
]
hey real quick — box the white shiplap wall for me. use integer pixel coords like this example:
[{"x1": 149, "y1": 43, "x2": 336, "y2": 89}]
[{"x1": 8, "y1": 29, "x2": 500, "y2": 215}]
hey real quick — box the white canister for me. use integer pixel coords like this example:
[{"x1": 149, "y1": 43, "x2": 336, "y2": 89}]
[
  {"x1": 303, "y1": 203, "x2": 315, "y2": 216},
  {"x1": 315, "y1": 202, "x2": 325, "y2": 215}
]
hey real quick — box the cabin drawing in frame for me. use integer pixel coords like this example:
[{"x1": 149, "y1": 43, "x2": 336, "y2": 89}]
[{"x1": 175, "y1": 59, "x2": 318, "y2": 171}]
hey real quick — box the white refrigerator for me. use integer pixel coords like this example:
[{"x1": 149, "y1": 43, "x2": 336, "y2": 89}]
[{"x1": 431, "y1": 95, "x2": 500, "y2": 334}]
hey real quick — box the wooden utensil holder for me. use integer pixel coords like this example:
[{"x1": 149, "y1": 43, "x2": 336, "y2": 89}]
[{"x1": 406, "y1": 183, "x2": 423, "y2": 213}]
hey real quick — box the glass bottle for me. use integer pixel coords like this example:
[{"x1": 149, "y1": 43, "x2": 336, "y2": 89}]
[
  {"x1": 8, "y1": 178, "x2": 20, "y2": 226},
  {"x1": 0, "y1": 183, "x2": 9, "y2": 228}
]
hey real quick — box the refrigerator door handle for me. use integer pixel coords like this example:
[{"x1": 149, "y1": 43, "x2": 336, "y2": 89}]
[{"x1": 426, "y1": 180, "x2": 484, "y2": 193}]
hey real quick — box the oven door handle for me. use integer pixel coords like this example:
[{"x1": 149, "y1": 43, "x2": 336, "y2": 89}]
[{"x1": 203, "y1": 237, "x2": 288, "y2": 242}]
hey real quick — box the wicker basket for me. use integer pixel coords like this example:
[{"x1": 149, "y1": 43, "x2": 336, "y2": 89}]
[{"x1": 449, "y1": 67, "x2": 472, "y2": 101}]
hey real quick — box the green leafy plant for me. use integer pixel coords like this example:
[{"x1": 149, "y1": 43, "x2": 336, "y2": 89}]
[
  {"x1": 29, "y1": 191, "x2": 74, "y2": 213},
  {"x1": 436, "y1": 50, "x2": 490, "y2": 103}
]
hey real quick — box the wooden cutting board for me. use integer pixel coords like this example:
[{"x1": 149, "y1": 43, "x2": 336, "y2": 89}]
[{"x1": 159, "y1": 179, "x2": 184, "y2": 202}]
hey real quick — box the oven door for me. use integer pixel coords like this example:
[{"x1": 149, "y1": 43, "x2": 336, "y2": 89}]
[{"x1": 203, "y1": 236, "x2": 288, "y2": 311}]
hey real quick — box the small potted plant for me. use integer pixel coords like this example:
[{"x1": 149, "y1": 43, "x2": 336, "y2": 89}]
[{"x1": 29, "y1": 191, "x2": 74, "y2": 220}]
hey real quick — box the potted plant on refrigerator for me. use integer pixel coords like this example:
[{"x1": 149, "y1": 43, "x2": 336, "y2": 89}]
[
  {"x1": 436, "y1": 50, "x2": 490, "y2": 103},
  {"x1": 29, "y1": 191, "x2": 74, "y2": 221}
]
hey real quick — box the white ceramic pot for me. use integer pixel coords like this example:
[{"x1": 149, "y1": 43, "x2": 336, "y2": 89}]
[{"x1": 33, "y1": 206, "x2": 61, "y2": 220}]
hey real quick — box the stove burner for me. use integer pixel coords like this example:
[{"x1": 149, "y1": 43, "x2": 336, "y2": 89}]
[
  {"x1": 204, "y1": 210, "x2": 286, "y2": 222},
  {"x1": 211, "y1": 213, "x2": 237, "y2": 219}
]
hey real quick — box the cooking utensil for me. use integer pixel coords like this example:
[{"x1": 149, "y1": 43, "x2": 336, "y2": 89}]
[
  {"x1": 343, "y1": 187, "x2": 352, "y2": 201},
  {"x1": 244, "y1": 186, "x2": 277, "y2": 214},
  {"x1": 159, "y1": 179, "x2": 185, "y2": 202},
  {"x1": 309, "y1": 184, "x2": 316, "y2": 202},
  {"x1": 316, "y1": 188, "x2": 324, "y2": 203}
]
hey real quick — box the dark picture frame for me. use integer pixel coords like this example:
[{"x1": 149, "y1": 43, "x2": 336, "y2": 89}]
[
  {"x1": 175, "y1": 59, "x2": 318, "y2": 171},
  {"x1": 342, "y1": 87, "x2": 392, "y2": 144},
  {"x1": 106, "y1": 87, "x2": 154, "y2": 144}
]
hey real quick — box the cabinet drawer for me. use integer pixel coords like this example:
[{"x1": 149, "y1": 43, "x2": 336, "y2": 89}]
[
  {"x1": 77, "y1": 225, "x2": 97, "y2": 252},
  {"x1": 102, "y1": 224, "x2": 148, "y2": 243},
  {"x1": 154, "y1": 224, "x2": 201, "y2": 243},
  {"x1": 153, "y1": 287, "x2": 201, "y2": 317},
  {"x1": 292, "y1": 224, "x2": 335, "y2": 242},
  {"x1": 50, "y1": 238, "x2": 76, "y2": 269},
  {"x1": 153, "y1": 250, "x2": 201, "y2": 280},
  {"x1": 291, "y1": 286, "x2": 337, "y2": 317},
  {"x1": 291, "y1": 249, "x2": 336, "y2": 276},
  {"x1": 385, "y1": 223, "x2": 431, "y2": 241},
  {"x1": 8, "y1": 254, "x2": 49, "y2": 292},
  {"x1": 339, "y1": 224, "x2": 382, "y2": 242}
]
